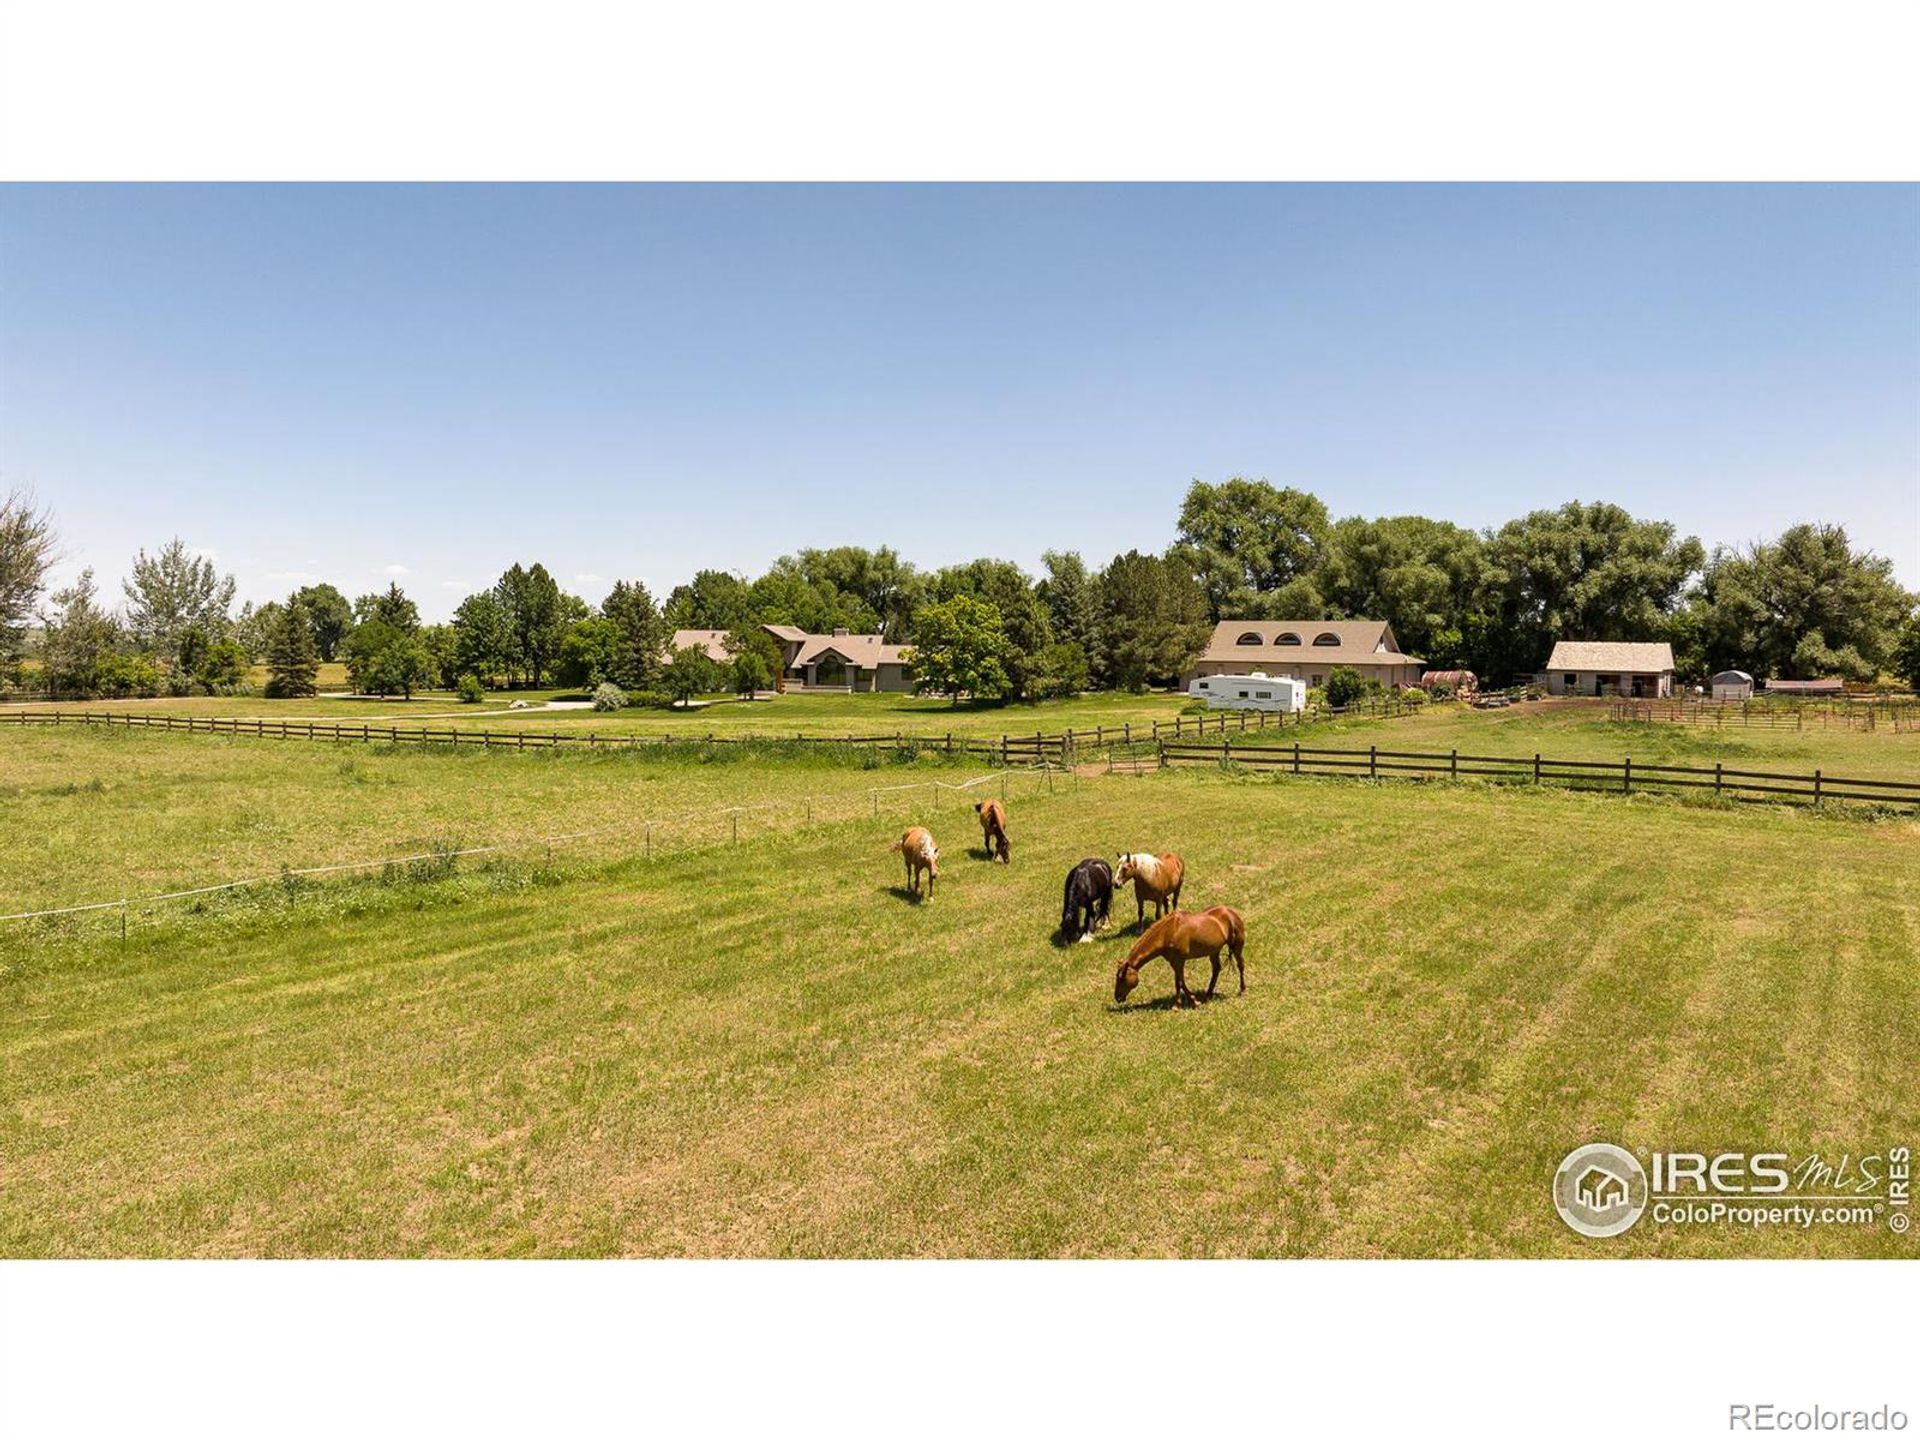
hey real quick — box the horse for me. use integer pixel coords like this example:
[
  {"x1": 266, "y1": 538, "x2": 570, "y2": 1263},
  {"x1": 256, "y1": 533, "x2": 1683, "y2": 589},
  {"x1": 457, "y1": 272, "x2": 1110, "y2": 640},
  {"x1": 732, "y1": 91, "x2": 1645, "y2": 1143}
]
[
  {"x1": 1059, "y1": 858, "x2": 1113, "y2": 943},
  {"x1": 1114, "y1": 852, "x2": 1185, "y2": 931},
  {"x1": 974, "y1": 798, "x2": 1011, "y2": 863},
  {"x1": 1113, "y1": 906, "x2": 1246, "y2": 1009},
  {"x1": 891, "y1": 826, "x2": 939, "y2": 898}
]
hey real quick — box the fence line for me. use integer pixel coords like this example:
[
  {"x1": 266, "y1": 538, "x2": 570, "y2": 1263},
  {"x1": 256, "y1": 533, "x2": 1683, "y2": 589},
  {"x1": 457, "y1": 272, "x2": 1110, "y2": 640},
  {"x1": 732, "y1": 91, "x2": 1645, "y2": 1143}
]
[
  {"x1": 0, "y1": 691, "x2": 1435, "y2": 762},
  {"x1": 1151, "y1": 737, "x2": 1920, "y2": 809},
  {"x1": 1610, "y1": 699, "x2": 1920, "y2": 733},
  {"x1": 0, "y1": 764, "x2": 1071, "y2": 930}
]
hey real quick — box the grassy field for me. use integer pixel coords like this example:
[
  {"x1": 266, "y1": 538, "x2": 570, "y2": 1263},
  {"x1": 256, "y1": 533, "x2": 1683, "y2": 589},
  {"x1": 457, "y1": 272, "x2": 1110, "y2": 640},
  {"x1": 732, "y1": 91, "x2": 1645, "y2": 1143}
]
[{"x1": 2, "y1": 728, "x2": 1915, "y2": 1258}]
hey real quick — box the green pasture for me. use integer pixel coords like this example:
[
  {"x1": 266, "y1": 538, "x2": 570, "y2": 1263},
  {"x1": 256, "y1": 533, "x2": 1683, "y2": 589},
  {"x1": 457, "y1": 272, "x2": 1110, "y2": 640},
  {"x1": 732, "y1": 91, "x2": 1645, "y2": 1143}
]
[{"x1": 1, "y1": 728, "x2": 1915, "y2": 1258}]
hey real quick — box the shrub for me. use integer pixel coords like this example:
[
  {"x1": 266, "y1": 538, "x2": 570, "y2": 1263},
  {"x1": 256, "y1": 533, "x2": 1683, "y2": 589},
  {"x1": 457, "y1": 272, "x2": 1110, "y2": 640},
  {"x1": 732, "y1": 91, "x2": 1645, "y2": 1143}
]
[
  {"x1": 1324, "y1": 666, "x2": 1367, "y2": 708},
  {"x1": 1429, "y1": 680, "x2": 1456, "y2": 701},
  {"x1": 592, "y1": 681, "x2": 628, "y2": 712},
  {"x1": 455, "y1": 673, "x2": 486, "y2": 704}
]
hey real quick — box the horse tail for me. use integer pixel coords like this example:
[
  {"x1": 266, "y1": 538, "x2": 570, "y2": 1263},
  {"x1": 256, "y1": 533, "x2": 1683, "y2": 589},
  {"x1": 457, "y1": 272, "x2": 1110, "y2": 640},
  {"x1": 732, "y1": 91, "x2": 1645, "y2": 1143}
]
[
  {"x1": 888, "y1": 839, "x2": 906, "y2": 854},
  {"x1": 1222, "y1": 906, "x2": 1246, "y2": 953}
]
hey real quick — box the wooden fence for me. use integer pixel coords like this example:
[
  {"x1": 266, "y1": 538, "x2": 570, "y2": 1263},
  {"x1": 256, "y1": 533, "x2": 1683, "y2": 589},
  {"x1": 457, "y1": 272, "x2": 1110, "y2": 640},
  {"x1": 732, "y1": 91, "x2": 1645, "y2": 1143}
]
[
  {"x1": 1610, "y1": 699, "x2": 1920, "y2": 733},
  {"x1": 1155, "y1": 738, "x2": 1920, "y2": 809},
  {"x1": 0, "y1": 692, "x2": 1434, "y2": 762}
]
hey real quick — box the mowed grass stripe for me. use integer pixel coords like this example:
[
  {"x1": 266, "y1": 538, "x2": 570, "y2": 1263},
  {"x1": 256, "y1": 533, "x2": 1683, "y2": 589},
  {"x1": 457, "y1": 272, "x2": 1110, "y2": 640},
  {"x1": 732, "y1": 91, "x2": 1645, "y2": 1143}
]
[{"x1": 3, "y1": 769, "x2": 1915, "y2": 1257}]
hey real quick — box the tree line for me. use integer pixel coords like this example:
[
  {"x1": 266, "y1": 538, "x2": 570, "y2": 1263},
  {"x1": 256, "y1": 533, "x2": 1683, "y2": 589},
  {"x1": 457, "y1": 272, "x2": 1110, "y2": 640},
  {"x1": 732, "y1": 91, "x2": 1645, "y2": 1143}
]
[{"x1": 4, "y1": 481, "x2": 1917, "y2": 703}]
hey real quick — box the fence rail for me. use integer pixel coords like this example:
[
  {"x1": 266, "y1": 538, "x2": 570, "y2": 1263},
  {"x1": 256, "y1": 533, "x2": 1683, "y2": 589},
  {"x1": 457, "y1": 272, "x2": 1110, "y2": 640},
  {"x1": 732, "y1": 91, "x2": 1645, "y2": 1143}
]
[
  {"x1": 1610, "y1": 699, "x2": 1920, "y2": 733},
  {"x1": 0, "y1": 692, "x2": 1436, "y2": 760},
  {"x1": 1154, "y1": 738, "x2": 1920, "y2": 809}
]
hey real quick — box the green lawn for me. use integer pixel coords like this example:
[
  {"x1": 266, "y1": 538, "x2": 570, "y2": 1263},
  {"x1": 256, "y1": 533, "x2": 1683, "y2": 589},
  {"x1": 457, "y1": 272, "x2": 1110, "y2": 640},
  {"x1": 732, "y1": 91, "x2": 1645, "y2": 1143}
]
[{"x1": 2, "y1": 731, "x2": 1915, "y2": 1258}]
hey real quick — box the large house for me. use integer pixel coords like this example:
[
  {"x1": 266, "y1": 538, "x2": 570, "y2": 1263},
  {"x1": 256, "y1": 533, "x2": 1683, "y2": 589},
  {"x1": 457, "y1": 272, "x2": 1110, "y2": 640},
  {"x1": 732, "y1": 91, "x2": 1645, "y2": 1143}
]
[
  {"x1": 1543, "y1": 640, "x2": 1674, "y2": 698},
  {"x1": 1184, "y1": 620, "x2": 1425, "y2": 690},
  {"x1": 668, "y1": 624, "x2": 914, "y2": 692}
]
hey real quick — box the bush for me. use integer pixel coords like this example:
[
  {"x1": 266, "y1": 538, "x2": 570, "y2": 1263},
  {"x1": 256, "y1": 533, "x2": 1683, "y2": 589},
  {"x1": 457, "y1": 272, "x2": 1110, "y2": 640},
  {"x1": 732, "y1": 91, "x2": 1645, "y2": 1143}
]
[
  {"x1": 1324, "y1": 666, "x2": 1367, "y2": 708},
  {"x1": 592, "y1": 681, "x2": 628, "y2": 712},
  {"x1": 455, "y1": 673, "x2": 486, "y2": 704}
]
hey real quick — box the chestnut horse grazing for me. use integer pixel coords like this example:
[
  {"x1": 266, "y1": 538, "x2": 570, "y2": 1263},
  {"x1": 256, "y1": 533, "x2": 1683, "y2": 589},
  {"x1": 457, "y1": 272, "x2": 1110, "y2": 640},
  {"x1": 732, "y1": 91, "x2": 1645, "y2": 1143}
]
[
  {"x1": 1114, "y1": 906, "x2": 1246, "y2": 1009},
  {"x1": 1114, "y1": 852, "x2": 1185, "y2": 931},
  {"x1": 891, "y1": 826, "x2": 939, "y2": 897},
  {"x1": 1059, "y1": 857, "x2": 1113, "y2": 943},
  {"x1": 974, "y1": 799, "x2": 1011, "y2": 863}
]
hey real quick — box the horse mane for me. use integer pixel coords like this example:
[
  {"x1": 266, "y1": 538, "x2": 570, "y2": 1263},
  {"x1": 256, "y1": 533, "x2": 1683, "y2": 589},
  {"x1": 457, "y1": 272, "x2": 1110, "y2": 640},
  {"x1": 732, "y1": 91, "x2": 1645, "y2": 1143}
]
[{"x1": 1118, "y1": 852, "x2": 1163, "y2": 886}]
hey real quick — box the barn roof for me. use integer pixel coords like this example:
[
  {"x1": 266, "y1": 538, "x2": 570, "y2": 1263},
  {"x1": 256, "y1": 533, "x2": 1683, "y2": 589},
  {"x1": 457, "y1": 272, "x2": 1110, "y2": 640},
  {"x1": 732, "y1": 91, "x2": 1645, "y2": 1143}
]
[
  {"x1": 1196, "y1": 619, "x2": 1422, "y2": 667},
  {"x1": 1544, "y1": 640, "x2": 1674, "y2": 673}
]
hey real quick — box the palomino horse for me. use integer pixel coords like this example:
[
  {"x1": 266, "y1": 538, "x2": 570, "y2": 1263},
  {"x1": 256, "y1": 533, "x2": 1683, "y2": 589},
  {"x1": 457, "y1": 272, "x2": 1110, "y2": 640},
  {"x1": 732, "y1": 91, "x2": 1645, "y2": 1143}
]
[
  {"x1": 1114, "y1": 852, "x2": 1185, "y2": 931},
  {"x1": 1113, "y1": 906, "x2": 1246, "y2": 1009},
  {"x1": 974, "y1": 799, "x2": 1011, "y2": 863},
  {"x1": 891, "y1": 826, "x2": 939, "y2": 898},
  {"x1": 1059, "y1": 857, "x2": 1113, "y2": 943}
]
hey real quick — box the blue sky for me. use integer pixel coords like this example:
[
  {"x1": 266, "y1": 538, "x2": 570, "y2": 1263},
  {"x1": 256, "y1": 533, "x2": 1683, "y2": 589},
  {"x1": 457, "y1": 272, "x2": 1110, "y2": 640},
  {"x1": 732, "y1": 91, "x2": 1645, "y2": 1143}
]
[{"x1": 3, "y1": 184, "x2": 1915, "y2": 620}]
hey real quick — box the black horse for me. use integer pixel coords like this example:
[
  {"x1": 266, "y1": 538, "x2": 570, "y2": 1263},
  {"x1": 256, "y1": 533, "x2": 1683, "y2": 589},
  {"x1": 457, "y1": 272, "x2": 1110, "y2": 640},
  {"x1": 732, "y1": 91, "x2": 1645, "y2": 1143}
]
[{"x1": 1059, "y1": 858, "x2": 1114, "y2": 943}]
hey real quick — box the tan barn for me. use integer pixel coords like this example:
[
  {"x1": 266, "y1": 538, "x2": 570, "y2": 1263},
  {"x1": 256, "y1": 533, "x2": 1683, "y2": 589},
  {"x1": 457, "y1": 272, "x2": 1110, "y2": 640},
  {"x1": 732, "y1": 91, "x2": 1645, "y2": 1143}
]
[
  {"x1": 1544, "y1": 640, "x2": 1674, "y2": 698},
  {"x1": 1183, "y1": 620, "x2": 1424, "y2": 691}
]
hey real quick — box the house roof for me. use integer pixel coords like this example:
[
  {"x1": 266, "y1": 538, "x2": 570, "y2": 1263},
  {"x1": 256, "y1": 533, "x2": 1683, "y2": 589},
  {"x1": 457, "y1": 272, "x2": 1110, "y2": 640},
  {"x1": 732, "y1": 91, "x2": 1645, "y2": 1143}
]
[
  {"x1": 668, "y1": 628, "x2": 733, "y2": 663},
  {"x1": 794, "y1": 632, "x2": 910, "y2": 668},
  {"x1": 1196, "y1": 619, "x2": 1423, "y2": 668},
  {"x1": 1544, "y1": 640, "x2": 1674, "y2": 673},
  {"x1": 761, "y1": 624, "x2": 808, "y2": 644}
]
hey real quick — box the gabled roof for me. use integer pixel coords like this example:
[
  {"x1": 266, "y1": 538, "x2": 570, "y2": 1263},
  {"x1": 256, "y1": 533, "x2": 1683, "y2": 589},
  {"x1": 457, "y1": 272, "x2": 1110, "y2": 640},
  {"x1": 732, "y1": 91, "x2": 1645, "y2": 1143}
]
[
  {"x1": 762, "y1": 624, "x2": 808, "y2": 644},
  {"x1": 1545, "y1": 640, "x2": 1674, "y2": 673},
  {"x1": 794, "y1": 632, "x2": 910, "y2": 668},
  {"x1": 668, "y1": 628, "x2": 732, "y2": 663},
  {"x1": 1196, "y1": 619, "x2": 1422, "y2": 667}
]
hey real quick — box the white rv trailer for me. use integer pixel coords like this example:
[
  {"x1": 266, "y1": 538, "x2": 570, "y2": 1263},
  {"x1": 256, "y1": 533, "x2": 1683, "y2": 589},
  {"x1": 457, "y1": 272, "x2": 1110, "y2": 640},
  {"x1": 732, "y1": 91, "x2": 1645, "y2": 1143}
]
[{"x1": 1188, "y1": 671, "x2": 1306, "y2": 713}]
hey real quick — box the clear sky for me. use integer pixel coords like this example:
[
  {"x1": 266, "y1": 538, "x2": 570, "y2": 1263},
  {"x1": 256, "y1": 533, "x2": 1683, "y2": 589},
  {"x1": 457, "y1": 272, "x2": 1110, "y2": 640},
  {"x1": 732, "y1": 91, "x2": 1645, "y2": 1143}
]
[{"x1": 3, "y1": 184, "x2": 1915, "y2": 620}]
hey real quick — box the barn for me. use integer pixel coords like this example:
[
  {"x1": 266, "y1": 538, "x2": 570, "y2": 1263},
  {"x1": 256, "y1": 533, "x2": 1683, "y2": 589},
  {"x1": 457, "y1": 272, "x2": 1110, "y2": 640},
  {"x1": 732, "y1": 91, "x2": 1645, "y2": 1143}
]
[{"x1": 1543, "y1": 640, "x2": 1674, "y2": 699}]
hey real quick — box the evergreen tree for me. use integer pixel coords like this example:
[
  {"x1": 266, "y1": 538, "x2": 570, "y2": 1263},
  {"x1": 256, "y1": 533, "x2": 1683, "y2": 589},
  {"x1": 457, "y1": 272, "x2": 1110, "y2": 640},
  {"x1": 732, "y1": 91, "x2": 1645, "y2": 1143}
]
[{"x1": 265, "y1": 597, "x2": 321, "y2": 698}]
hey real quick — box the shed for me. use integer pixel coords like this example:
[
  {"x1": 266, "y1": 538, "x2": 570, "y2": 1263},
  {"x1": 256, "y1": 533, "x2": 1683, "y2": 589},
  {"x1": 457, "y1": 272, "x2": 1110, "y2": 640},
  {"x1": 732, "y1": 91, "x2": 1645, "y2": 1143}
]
[{"x1": 1710, "y1": 670, "x2": 1754, "y2": 701}]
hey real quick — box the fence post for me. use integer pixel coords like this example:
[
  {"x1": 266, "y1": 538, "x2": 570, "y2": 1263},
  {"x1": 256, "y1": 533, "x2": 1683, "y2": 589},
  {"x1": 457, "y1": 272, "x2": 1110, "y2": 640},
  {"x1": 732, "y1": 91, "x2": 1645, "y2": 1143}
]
[
  {"x1": 732, "y1": 811, "x2": 738, "y2": 844},
  {"x1": 1813, "y1": 770, "x2": 1822, "y2": 807},
  {"x1": 1293, "y1": 741, "x2": 1301, "y2": 775},
  {"x1": 1715, "y1": 761, "x2": 1723, "y2": 794},
  {"x1": 1533, "y1": 753, "x2": 1541, "y2": 786},
  {"x1": 1451, "y1": 748, "x2": 1458, "y2": 780},
  {"x1": 1369, "y1": 744, "x2": 1377, "y2": 779},
  {"x1": 120, "y1": 897, "x2": 128, "y2": 947},
  {"x1": 646, "y1": 823, "x2": 652, "y2": 858},
  {"x1": 872, "y1": 791, "x2": 878, "y2": 817},
  {"x1": 1623, "y1": 756, "x2": 1632, "y2": 793}
]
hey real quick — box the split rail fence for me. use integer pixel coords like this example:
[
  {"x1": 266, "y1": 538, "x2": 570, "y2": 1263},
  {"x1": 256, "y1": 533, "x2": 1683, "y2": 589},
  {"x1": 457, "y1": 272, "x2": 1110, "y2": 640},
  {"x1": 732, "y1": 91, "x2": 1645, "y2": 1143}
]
[
  {"x1": 1610, "y1": 699, "x2": 1920, "y2": 733},
  {"x1": 1153, "y1": 737, "x2": 1920, "y2": 810}
]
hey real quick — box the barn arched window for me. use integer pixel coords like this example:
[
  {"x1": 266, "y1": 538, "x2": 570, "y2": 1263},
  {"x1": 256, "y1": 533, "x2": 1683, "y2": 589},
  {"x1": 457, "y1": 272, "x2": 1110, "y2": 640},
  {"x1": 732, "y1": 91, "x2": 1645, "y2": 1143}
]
[
  {"x1": 1234, "y1": 631, "x2": 1264, "y2": 646},
  {"x1": 1312, "y1": 632, "x2": 1341, "y2": 647},
  {"x1": 1275, "y1": 632, "x2": 1302, "y2": 646}
]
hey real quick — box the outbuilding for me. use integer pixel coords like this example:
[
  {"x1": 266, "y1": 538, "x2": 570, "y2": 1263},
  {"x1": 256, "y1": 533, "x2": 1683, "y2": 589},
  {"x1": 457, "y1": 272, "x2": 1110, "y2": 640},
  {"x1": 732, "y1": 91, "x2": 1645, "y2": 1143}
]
[
  {"x1": 1543, "y1": 640, "x2": 1675, "y2": 699},
  {"x1": 1764, "y1": 677, "x2": 1845, "y2": 697},
  {"x1": 1710, "y1": 670, "x2": 1754, "y2": 701}
]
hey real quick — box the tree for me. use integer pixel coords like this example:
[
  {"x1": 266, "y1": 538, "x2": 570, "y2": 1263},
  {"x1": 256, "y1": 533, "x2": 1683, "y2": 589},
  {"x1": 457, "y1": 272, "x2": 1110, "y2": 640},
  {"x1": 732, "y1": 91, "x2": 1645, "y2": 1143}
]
[
  {"x1": 930, "y1": 559, "x2": 1053, "y2": 700},
  {"x1": 1172, "y1": 478, "x2": 1331, "y2": 621},
  {"x1": 1682, "y1": 524, "x2": 1910, "y2": 681},
  {"x1": 354, "y1": 581, "x2": 420, "y2": 633},
  {"x1": 452, "y1": 590, "x2": 513, "y2": 689},
  {"x1": 195, "y1": 637, "x2": 250, "y2": 691},
  {"x1": 1, "y1": 488, "x2": 57, "y2": 668},
  {"x1": 1479, "y1": 502, "x2": 1704, "y2": 681},
  {"x1": 555, "y1": 617, "x2": 621, "y2": 688},
  {"x1": 661, "y1": 643, "x2": 721, "y2": 706},
  {"x1": 1892, "y1": 611, "x2": 1920, "y2": 692},
  {"x1": 291, "y1": 583, "x2": 354, "y2": 660},
  {"x1": 38, "y1": 569, "x2": 123, "y2": 698},
  {"x1": 344, "y1": 618, "x2": 435, "y2": 698},
  {"x1": 662, "y1": 569, "x2": 753, "y2": 632},
  {"x1": 1320, "y1": 515, "x2": 1488, "y2": 668},
  {"x1": 1025, "y1": 640, "x2": 1091, "y2": 700},
  {"x1": 1096, "y1": 550, "x2": 1210, "y2": 691},
  {"x1": 122, "y1": 538, "x2": 236, "y2": 670},
  {"x1": 723, "y1": 625, "x2": 784, "y2": 696},
  {"x1": 904, "y1": 594, "x2": 1010, "y2": 701},
  {"x1": 494, "y1": 563, "x2": 567, "y2": 687},
  {"x1": 234, "y1": 600, "x2": 285, "y2": 661},
  {"x1": 782, "y1": 546, "x2": 924, "y2": 639},
  {"x1": 601, "y1": 579, "x2": 669, "y2": 691},
  {"x1": 264, "y1": 597, "x2": 321, "y2": 698},
  {"x1": 1038, "y1": 550, "x2": 1100, "y2": 658}
]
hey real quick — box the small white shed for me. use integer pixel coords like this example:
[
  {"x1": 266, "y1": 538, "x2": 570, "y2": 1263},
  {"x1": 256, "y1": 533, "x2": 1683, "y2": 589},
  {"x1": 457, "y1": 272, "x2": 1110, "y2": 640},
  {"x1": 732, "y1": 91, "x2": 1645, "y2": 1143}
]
[
  {"x1": 1188, "y1": 672, "x2": 1306, "y2": 713},
  {"x1": 1711, "y1": 670, "x2": 1755, "y2": 701}
]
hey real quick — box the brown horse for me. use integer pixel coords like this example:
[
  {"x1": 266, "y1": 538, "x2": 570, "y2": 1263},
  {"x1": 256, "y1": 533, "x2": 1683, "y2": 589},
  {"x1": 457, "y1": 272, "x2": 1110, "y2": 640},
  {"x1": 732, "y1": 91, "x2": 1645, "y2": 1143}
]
[
  {"x1": 974, "y1": 799, "x2": 1011, "y2": 863},
  {"x1": 1114, "y1": 852, "x2": 1184, "y2": 930},
  {"x1": 891, "y1": 826, "x2": 939, "y2": 897},
  {"x1": 1114, "y1": 906, "x2": 1246, "y2": 1009}
]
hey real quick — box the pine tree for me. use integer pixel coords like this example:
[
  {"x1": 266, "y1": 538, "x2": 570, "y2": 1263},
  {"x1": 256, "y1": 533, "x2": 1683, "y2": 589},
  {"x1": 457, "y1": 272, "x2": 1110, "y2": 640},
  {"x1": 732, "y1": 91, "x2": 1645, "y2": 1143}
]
[{"x1": 265, "y1": 596, "x2": 321, "y2": 698}]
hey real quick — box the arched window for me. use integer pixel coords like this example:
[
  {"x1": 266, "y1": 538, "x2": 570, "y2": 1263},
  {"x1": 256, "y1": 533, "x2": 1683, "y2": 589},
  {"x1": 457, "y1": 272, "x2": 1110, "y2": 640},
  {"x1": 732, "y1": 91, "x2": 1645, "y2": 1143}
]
[
  {"x1": 1275, "y1": 632, "x2": 1302, "y2": 646},
  {"x1": 1234, "y1": 631, "x2": 1263, "y2": 646},
  {"x1": 1312, "y1": 632, "x2": 1341, "y2": 647}
]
